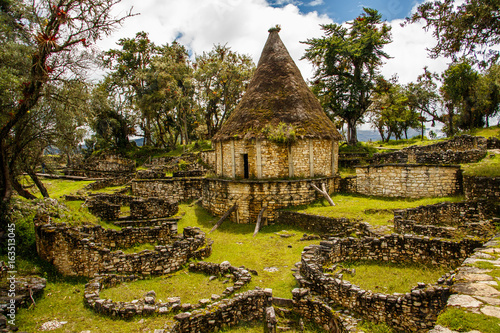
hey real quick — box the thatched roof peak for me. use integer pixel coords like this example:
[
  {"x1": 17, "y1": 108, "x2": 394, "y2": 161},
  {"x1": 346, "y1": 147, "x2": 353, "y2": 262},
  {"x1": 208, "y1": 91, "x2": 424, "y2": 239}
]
[{"x1": 212, "y1": 28, "x2": 341, "y2": 142}]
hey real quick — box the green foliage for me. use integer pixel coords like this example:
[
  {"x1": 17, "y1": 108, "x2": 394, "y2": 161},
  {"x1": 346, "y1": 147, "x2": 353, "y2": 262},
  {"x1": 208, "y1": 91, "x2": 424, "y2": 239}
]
[
  {"x1": 261, "y1": 122, "x2": 297, "y2": 144},
  {"x1": 178, "y1": 159, "x2": 188, "y2": 171},
  {"x1": 194, "y1": 44, "x2": 255, "y2": 139},
  {"x1": 407, "y1": 0, "x2": 500, "y2": 63},
  {"x1": 303, "y1": 8, "x2": 392, "y2": 145},
  {"x1": 335, "y1": 260, "x2": 450, "y2": 294},
  {"x1": 436, "y1": 307, "x2": 500, "y2": 333}
]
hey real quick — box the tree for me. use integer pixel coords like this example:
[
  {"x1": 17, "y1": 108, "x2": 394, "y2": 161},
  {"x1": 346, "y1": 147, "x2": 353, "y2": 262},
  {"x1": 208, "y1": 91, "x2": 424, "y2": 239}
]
[
  {"x1": 407, "y1": 0, "x2": 500, "y2": 64},
  {"x1": 369, "y1": 76, "x2": 421, "y2": 141},
  {"x1": 0, "y1": 0, "x2": 132, "y2": 205},
  {"x1": 302, "y1": 8, "x2": 392, "y2": 145},
  {"x1": 103, "y1": 32, "x2": 157, "y2": 146},
  {"x1": 194, "y1": 44, "x2": 255, "y2": 139},
  {"x1": 441, "y1": 60, "x2": 482, "y2": 133},
  {"x1": 474, "y1": 64, "x2": 500, "y2": 127}
]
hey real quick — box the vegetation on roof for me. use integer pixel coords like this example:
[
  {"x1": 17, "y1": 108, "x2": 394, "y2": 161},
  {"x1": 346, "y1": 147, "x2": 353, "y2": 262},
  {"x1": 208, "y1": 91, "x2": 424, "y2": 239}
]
[{"x1": 212, "y1": 30, "x2": 341, "y2": 142}]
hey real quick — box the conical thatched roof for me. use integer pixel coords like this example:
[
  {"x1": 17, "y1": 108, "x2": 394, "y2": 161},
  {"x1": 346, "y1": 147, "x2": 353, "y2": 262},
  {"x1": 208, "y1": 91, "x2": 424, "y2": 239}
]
[{"x1": 212, "y1": 28, "x2": 341, "y2": 142}]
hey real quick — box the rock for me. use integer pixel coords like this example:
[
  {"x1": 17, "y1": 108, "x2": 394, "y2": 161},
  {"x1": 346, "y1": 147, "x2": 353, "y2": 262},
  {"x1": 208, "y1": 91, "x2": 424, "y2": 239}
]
[
  {"x1": 480, "y1": 305, "x2": 500, "y2": 319},
  {"x1": 447, "y1": 295, "x2": 483, "y2": 308},
  {"x1": 474, "y1": 296, "x2": 500, "y2": 306},
  {"x1": 452, "y1": 283, "x2": 500, "y2": 298},
  {"x1": 427, "y1": 325, "x2": 458, "y2": 333},
  {"x1": 220, "y1": 261, "x2": 231, "y2": 271},
  {"x1": 40, "y1": 321, "x2": 67, "y2": 331}
]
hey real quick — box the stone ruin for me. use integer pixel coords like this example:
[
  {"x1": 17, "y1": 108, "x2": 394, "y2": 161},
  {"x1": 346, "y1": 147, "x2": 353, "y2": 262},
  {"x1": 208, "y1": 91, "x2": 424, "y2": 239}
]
[
  {"x1": 295, "y1": 234, "x2": 483, "y2": 331},
  {"x1": 65, "y1": 153, "x2": 136, "y2": 178}
]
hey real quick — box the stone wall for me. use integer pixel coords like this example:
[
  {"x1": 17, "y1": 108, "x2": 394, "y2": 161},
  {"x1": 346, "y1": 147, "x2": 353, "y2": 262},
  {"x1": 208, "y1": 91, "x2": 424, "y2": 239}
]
[
  {"x1": 84, "y1": 176, "x2": 134, "y2": 191},
  {"x1": 130, "y1": 197, "x2": 178, "y2": 220},
  {"x1": 216, "y1": 138, "x2": 338, "y2": 179},
  {"x1": 35, "y1": 222, "x2": 211, "y2": 277},
  {"x1": 393, "y1": 201, "x2": 498, "y2": 238},
  {"x1": 297, "y1": 235, "x2": 483, "y2": 331},
  {"x1": 200, "y1": 150, "x2": 216, "y2": 170},
  {"x1": 292, "y1": 289, "x2": 348, "y2": 333},
  {"x1": 84, "y1": 261, "x2": 253, "y2": 319},
  {"x1": 276, "y1": 211, "x2": 377, "y2": 237},
  {"x1": 202, "y1": 177, "x2": 340, "y2": 224},
  {"x1": 463, "y1": 175, "x2": 500, "y2": 202},
  {"x1": 66, "y1": 154, "x2": 136, "y2": 178},
  {"x1": 169, "y1": 289, "x2": 273, "y2": 333},
  {"x1": 355, "y1": 164, "x2": 462, "y2": 198},
  {"x1": 132, "y1": 178, "x2": 204, "y2": 202},
  {"x1": 370, "y1": 135, "x2": 488, "y2": 165},
  {"x1": 86, "y1": 198, "x2": 121, "y2": 221}
]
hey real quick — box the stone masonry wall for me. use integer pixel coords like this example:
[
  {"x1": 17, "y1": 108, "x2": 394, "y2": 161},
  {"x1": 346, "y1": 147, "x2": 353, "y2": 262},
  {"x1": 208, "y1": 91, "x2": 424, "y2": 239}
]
[
  {"x1": 202, "y1": 177, "x2": 340, "y2": 224},
  {"x1": 370, "y1": 135, "x2": 488, "y2": 165},
  {"x1": 130, "y1": 197, "x2": 178, "y2": 220},
  {"x1": 200, "y1": 150, "x2": 216, "y2": 170},
  {"x1": 276, "y1": 211, "x2": 376, "y2": 237},
  {"x1": 35, "y1": 223, "x2": 211, "y2": 277},
  {"x1": 298, "y1": 235, "x2": 483, "y2": 331},
  {"x1": 463, "y1": 175, "x2": 500, "y2": 202},
  {"x1": 393, "y1": 201, "x2": 498, "y2": 239},
  {"x1": 292, "y1": 289, "x2": 348, "y2": 333},
  {"x1": 216, "y1": 138, "x2": 337, "y2": 179},
  {"x1": 132, "y1": 178, "x2": 204, "y2": 202},
  {"x1": 356, "y1": 164, "x2": 462, "y2": 198}
]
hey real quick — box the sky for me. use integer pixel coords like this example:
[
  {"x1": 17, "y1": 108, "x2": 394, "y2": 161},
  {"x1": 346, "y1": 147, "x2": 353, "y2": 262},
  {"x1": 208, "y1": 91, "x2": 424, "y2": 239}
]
[{"x1": 96, "y1": 0, "x2": 451, "y2": 86}]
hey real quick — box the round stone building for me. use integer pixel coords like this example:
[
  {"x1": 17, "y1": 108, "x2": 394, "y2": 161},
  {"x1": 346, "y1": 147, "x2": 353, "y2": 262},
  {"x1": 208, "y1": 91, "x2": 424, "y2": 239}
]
[{"x1": 202, "y1": 27, "x2": 342, "y2": 224}]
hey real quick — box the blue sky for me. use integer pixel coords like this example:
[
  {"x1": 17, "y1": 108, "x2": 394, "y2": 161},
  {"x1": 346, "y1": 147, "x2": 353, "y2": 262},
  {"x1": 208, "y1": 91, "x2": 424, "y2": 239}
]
[{"x1": 269, "y1": 0, "x2": 420, "y2": 22}]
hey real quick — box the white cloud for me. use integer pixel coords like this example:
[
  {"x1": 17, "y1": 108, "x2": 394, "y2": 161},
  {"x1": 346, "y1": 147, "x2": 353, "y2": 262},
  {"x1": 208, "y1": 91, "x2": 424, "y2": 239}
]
[
  {"x1": 97, "y1": 0, "x2": 331, "y2": 81},
  {"x1": 96, "y1": 0, "x2": 450, "y2": 86},
  {"x1": 381, "y1": 18, "x2": 450, "y2": 84},
  {"x1": 308, "y1": 0, "x2": 324, "y2": 6}
]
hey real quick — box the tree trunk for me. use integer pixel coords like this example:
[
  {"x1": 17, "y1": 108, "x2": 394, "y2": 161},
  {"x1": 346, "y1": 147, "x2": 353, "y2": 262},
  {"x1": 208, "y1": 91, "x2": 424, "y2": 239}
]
[
  {"x1": 11, "y1": 176, "x2": 36, "y2": 200},
  {"x1": 28, "y1": 170, "x2": 49, "y2": 198},
  {"x1": 347, "y1": 119, "x2": 358, "y2": 145},
  {"x1": 0, "y1": 141, "x2": 12, "y2": 203}
]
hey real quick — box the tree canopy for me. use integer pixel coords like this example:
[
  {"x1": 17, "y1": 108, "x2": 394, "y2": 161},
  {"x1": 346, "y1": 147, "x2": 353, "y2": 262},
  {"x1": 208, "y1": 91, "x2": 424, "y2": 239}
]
[{"x1": 302, "y1": 8, "x2": 392, "y2": 145}]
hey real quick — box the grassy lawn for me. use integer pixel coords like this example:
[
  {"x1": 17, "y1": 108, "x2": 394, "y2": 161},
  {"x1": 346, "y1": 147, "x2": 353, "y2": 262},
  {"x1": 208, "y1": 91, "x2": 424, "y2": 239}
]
[
  {"x1": 292, "y1": 194, "x2": 464, "y2": 226},
  {"x1": 462, "y1": 152, "x2": 500, "y2": 177},
  {"x1": 333, "y1": 261, "x2": 451, "y2": 294},
  {"x1": 436, "y1": 307, "x2": 500, "y2": 333},
  {"x1": 14, "y1": 202, "x2": 324, "y2": 332}
]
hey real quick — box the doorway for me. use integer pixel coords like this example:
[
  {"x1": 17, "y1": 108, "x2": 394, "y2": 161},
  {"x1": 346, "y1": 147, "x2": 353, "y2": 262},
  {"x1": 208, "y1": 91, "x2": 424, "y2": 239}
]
[{"x1": 243, "y1": 154, "x2": 249, "y2": 179}]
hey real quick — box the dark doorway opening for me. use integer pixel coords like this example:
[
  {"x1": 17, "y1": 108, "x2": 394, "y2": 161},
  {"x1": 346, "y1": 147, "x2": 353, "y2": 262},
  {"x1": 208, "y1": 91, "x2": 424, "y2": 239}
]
[{"x1": 243, "y1": 154, "x2": 249, "y2": 179}]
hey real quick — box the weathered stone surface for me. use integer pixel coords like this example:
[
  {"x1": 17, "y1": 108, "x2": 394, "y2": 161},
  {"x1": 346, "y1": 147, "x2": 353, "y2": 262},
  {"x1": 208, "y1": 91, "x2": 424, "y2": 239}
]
[
  {"x1": 452, "y1": 282, "x2": 500, "y2": 298},
  {"x1": 474, "y1": 296, "x2": 500, "y2": 306},
  {"x1": 480, "y1": 305, "x2": 500, "y2": 319},
  {"x1": 447, "y1": 295, "x2": 483, "y2": 308}
]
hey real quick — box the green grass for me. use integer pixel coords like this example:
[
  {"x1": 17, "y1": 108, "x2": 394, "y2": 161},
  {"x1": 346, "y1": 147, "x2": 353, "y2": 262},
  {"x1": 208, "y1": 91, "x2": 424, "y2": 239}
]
[
  {"x1": 293, "y1": 194, "x2": 464, "y2": 226},
  {"x1": 19, "y1": 177, "x2": 94, "y2": 199},
  {"x1": 462, "y1": 153, "x2": 500, "y2": 177},
  {"x1": 334, "y1": 261, "x2": 451, "y2": 294},
  {"x1": 177, "y1": 204, "x2": 322, "y2": 299},
  {"x1": 120, "y1": 242, "x2": 157, "y2": 254},
  {"x1": 368, "y1": 135, "x2": 444, "y2": 151},
  {"x1": 463, "y1": 125, "x2": 500, "y2": 139},
  {"x1": 358, "y1": 321, "x2": 396, "y2": 333},
  {"x1": 436, "y1": 307, "x2": 500, "y2": 333},
  {"x1": 99, "y1": 271, "x2": 228, "y2": 305}
]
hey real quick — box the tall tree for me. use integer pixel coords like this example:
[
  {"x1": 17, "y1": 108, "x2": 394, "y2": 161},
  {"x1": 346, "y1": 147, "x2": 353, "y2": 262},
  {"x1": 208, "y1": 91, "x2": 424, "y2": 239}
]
[
  {"x1": 103, "y1": 32, "x2": 157, "y2": 146},
  {"x1": 407, "y1": 0, "x2": 500, "y2": 64},
  {"x1": 0, "y1": 0, "x2": 132, "y2": 205},
  {"x1": 302, "y1": 8, "x2": 392, "y2": 145},
  {"x1": 194, "y1": 44, "x2": 255, "y2": 139},
  {"x1": 441, "y1": 60, "x2": 482, "y2": 133}
]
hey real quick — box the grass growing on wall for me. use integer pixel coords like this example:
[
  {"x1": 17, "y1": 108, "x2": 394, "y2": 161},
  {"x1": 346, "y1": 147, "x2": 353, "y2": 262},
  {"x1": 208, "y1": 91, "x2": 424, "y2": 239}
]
[
  {"x1": 462, "y1": 152, "x2": 500, "y2": 177},
  {"x1": 333, "y1": 261, "x2": 451, "y2": 294},
  {"x1": 292, "y1": 194, "x2": 464, "y2": 226}
]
